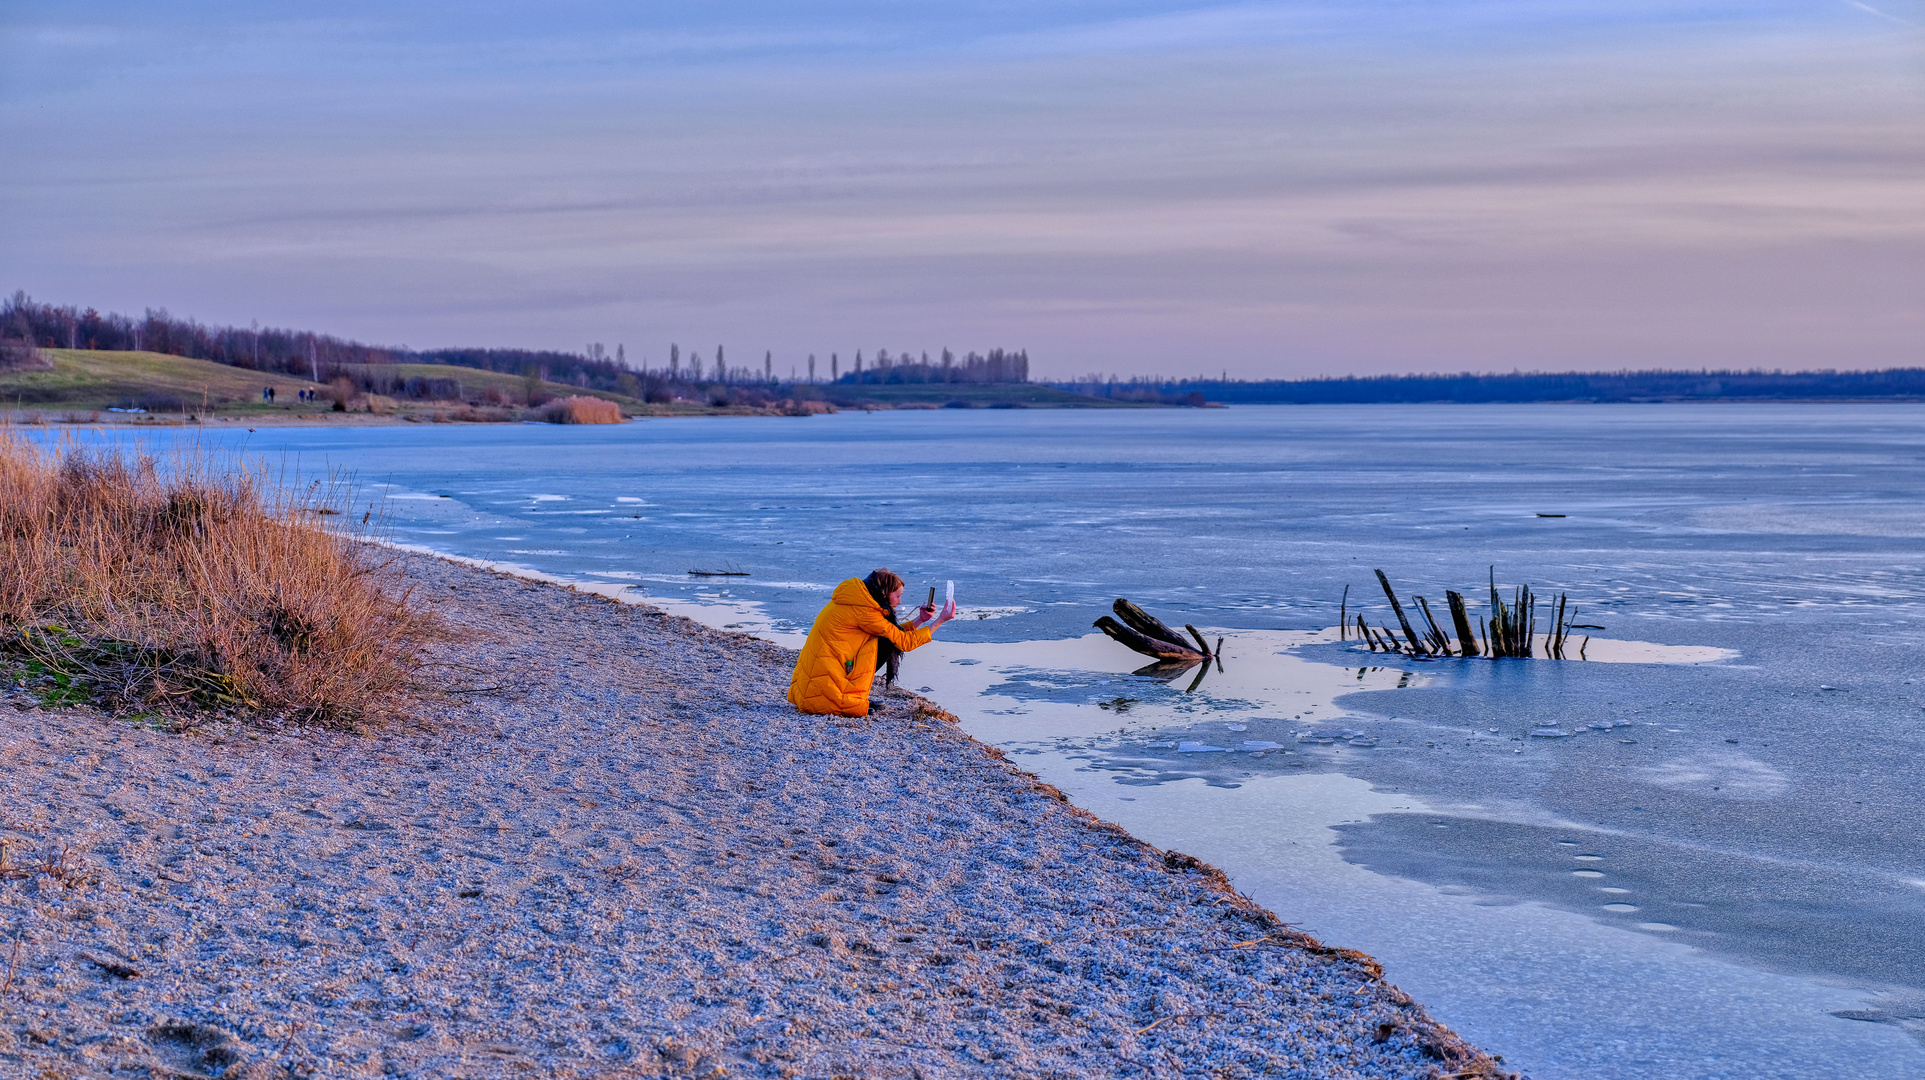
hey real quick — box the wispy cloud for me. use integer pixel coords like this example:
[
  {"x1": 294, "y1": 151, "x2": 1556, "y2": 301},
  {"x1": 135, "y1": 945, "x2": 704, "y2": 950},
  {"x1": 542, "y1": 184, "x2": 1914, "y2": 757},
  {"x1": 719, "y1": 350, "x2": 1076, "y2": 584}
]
[
  {"x1": 1, "y1": 2, "x2": 1920, "y2": 376},
  {"x1": 1842, "y1": 0, "x2": 1919, "y2": 26}
]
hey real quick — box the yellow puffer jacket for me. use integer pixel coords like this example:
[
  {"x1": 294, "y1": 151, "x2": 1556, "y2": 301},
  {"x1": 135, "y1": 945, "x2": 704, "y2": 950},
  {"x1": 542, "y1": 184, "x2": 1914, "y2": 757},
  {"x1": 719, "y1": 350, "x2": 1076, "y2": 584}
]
[{"x1": 789, "y1": 579, "x2": 934, "y2": 717}]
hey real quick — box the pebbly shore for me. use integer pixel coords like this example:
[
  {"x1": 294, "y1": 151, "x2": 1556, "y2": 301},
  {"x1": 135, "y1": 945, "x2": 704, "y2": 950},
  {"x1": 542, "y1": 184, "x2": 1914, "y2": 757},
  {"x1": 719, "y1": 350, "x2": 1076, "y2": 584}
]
[{"x1": 0, "y1": 551, "x2": 1512, "y2": 1079}]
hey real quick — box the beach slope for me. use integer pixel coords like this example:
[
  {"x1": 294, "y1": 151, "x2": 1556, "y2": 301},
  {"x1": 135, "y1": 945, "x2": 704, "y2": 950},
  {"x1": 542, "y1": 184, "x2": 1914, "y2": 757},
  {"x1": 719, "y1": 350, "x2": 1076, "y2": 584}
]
[{"x1": 0, "y1": 552, "x2": 1509, "y2": 1078}]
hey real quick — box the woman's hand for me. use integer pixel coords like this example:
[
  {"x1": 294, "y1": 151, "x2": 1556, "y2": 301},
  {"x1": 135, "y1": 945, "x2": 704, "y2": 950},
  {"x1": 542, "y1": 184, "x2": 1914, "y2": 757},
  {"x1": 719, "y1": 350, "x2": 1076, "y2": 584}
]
[
  {"x1": 931, "y1": 598, "x2": 957, "y2": 628},
  {"x1": 908, "y1": 603, "x2": 936, "y2": 629}
]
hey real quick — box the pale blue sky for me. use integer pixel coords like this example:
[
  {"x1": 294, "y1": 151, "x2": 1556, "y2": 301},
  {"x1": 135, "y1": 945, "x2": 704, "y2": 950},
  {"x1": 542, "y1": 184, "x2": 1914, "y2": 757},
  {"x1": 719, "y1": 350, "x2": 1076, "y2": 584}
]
[{"x1": 2, "y1": 2, "x2": 1919, "y2": 377}]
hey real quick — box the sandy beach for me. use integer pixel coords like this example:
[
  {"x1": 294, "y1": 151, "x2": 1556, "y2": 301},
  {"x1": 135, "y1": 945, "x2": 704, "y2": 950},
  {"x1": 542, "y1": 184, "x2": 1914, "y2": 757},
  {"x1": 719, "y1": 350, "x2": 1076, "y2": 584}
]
[{"x1": 0, "y1": 551, "x2": 1509, "y2": 1079}]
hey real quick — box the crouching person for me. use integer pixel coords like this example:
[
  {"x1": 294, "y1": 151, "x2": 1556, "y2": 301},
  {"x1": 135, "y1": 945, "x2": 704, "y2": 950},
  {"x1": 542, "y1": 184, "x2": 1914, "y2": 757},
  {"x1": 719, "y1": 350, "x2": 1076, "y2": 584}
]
[{"x1": 789, "y1": 568, "x2": 954, "y2": 717}]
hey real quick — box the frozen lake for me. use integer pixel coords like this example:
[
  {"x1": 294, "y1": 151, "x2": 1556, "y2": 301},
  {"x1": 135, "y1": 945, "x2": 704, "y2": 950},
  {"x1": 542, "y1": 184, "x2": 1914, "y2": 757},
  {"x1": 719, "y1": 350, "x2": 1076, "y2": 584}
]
[{"x1": 83, "y1": 403, "x2": 1925, "y2": 1077}]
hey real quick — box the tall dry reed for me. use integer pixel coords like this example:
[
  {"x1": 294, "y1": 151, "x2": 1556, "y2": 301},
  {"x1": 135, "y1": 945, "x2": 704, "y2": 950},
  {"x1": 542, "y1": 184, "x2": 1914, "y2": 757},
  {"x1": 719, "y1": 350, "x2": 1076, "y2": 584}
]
[
  {"x1": 537, "y1": 396, "x2": 624, "y2": 424},
  {"x1": 0, "y1": 431, "x2": 438, "y2": 727}
]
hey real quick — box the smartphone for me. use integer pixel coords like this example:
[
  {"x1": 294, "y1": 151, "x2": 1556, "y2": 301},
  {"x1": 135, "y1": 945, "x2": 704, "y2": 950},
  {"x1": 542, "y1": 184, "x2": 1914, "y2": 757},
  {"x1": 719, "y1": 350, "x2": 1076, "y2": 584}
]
[{"x1": 926, "y1": 587, "x2": 936, "y2": 609}]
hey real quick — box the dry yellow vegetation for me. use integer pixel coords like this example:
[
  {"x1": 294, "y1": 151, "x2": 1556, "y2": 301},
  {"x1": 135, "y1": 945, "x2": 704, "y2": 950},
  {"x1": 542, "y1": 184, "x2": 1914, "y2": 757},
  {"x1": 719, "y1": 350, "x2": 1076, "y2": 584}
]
[{"x1": 0, "y1": 432, "x2": 438, "y2": 726}]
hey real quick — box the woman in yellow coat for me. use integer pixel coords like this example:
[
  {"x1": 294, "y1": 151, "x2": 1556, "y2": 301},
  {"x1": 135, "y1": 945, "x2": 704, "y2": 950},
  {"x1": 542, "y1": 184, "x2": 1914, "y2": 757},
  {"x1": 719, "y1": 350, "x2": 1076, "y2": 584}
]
[{"x1": 789, "y1": 568, "x2": 955, "y2": 717}]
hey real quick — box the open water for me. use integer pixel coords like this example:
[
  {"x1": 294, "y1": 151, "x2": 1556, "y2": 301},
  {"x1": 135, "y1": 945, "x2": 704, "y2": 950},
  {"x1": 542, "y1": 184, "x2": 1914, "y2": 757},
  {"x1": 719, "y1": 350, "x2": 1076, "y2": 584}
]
[{"x1": 86, "y1": 405, "x2": 1925, "y2": 1078}]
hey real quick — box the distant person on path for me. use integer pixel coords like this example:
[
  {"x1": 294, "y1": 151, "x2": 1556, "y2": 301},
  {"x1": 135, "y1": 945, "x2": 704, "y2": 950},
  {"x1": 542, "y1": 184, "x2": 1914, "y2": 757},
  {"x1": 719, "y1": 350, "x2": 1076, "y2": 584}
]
[{"x1": 789, "y1": 568, "x2": 954, "y2": 717}]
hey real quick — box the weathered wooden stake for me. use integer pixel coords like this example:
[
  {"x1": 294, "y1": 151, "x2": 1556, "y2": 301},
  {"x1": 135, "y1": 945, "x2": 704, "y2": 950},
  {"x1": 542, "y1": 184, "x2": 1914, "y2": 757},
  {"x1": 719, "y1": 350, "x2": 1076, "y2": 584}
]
[
  {"x1": 1415, "y1": 595, "x2": 1451, "y2": 656},
  {"x1": 1378, "y1": 623, "x2": 1405, "y2": 654},
  {"x1": 1375, "y1": 570, "x2": 1426, "y2": 654},
  {"x1": 1445, "y1": 590, "x2": 1480, "y2": 656},
  {"x1": 1551, "y1": 594, "x2": 1568, "y2": 658},
  {"x1": 1183, "y1": 624, "x2": 1214, "y2": 657}
]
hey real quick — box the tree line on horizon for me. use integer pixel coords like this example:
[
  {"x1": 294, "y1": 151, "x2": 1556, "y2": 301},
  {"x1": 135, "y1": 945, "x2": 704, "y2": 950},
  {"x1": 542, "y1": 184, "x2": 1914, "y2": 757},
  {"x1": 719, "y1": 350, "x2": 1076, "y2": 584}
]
[
  {"x1": 824, "y1": 347, "x2": 1029, "y2": 386},
  {"x1": 0, "y1": 293, "x2": 1032, "y2": 399},
  {"x1": 15, "y1": 293, "x2": 1915, "y2": 405},
  {"x1": 1047, "y1": 369, "x2": 1925, "y2": 404}
]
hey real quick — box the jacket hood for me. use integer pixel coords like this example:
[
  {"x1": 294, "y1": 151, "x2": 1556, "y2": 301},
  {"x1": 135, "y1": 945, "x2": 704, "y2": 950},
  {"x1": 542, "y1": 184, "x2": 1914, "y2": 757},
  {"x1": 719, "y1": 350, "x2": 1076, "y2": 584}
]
[{"x1": 831, "y1": 578, "x2": 883, "y2": 609}]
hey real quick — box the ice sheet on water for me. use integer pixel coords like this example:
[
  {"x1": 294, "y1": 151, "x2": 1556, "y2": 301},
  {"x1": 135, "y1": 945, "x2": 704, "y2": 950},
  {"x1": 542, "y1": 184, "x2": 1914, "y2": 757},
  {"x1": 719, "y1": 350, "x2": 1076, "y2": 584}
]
[
  {"x1": 957, "y1": 606, "x2": 1030, "y2": 621},
  {"x1": 1299, "y1": 728, "x2": 1365, "y2": 745},
  {"x1": 1240, "y1": 741, "x2": 1287, "y2": 751},
  {"x1": 1176, "y1": 741, "x2": 1230, "y2": 753}
]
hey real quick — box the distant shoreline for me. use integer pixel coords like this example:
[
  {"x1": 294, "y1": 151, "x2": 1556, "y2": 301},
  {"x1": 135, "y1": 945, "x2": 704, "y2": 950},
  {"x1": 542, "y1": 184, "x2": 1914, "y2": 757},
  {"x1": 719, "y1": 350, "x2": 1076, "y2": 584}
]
[
  {"x1": 6, "y1": 396, "x2": 1922, "y2": 432},
  {"x1": 10, "y1": 347, "x2": 1925, "y2": 422},
  {"x1": 1051, "y1": 368, "x2": 1925, "y2": 406}
]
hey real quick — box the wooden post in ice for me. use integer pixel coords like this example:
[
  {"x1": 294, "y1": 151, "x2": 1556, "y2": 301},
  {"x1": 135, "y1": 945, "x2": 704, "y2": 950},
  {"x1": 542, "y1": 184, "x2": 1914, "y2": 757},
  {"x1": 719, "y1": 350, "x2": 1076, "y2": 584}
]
[
  {"x1": 1374, "y1": 570, "x2": 1426, "y2": 655},
  {"x1": 1415, "y1": 595, "x2": 1451, "y2": 655},
  {"x1": 1445, "y1": 590, "x2": 1480, "y2": 656}
]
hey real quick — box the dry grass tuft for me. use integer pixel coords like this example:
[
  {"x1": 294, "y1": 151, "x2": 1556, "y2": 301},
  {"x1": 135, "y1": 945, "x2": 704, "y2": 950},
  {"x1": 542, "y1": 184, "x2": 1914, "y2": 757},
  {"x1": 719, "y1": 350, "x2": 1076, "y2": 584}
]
[
  {"x1": 537, "y1": 396, "x2": 624, "y2": 424},
  {"x1": 0, "y1": 430, "x2": 439, "y2": 728},
  {"x1": 909, "y1": 698, "x2": 960, "y2": 724}
]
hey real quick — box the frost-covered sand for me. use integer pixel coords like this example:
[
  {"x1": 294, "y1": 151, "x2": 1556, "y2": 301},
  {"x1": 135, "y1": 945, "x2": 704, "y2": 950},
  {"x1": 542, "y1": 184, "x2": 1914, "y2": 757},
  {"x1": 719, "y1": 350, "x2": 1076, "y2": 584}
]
[{"x1": 0, "y1": 553, "x2": 1509, "y2": 1079}]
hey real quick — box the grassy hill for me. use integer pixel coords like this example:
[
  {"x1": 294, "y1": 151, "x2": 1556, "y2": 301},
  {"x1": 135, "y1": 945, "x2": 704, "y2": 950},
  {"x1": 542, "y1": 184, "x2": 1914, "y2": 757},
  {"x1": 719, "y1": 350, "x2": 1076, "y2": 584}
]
[
  {"x1": 0, "y1": 350, "x2": 655, "y2": 420},
  {"x1": 361, "y1": 362, "x2": 654, "y2": 413},
  {"x1": 0, "y1": 349, "x2": 326, "y2": 414}
]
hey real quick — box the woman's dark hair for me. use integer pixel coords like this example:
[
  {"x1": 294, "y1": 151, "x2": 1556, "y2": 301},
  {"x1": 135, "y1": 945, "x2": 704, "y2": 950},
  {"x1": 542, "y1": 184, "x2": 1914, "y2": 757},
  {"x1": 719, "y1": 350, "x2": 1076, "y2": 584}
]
[
  {"x1": 863, "y1": 568, "x2": 906, "y2": 688},
  {"x1": 864, "y1": 568, "x2": 904, "y2": 597}
]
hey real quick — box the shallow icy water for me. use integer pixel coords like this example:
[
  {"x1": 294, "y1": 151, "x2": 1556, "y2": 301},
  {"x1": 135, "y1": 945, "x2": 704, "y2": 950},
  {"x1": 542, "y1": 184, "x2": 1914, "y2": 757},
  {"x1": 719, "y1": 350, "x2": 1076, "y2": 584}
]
[
  {"x1": 68, "y1": 404, "x2": 1925, "y2": 1077},
  {"x1": 904, "y1": 633, "x2": 1925, "y2": 1078}
]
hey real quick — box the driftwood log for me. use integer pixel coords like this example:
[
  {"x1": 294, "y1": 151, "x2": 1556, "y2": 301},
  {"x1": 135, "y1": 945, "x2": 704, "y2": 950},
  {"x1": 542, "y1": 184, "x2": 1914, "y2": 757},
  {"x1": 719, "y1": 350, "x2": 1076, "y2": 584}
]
[
  {"x1": 1095, "y1": 599, "x2": 1210, "y2": 661},
  {"x1": 1093, "y1": 616, "x2": 1202, "y2": 661},
  {"x1": 1114, "y1": 599, "x2": 1191, "y2": 651}
]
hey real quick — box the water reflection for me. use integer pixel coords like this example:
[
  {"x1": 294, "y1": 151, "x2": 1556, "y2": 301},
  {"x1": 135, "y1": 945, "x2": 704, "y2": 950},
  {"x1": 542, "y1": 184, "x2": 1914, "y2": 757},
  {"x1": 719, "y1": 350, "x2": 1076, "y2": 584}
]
[{"x1": 1130, "y1": 652, "x2": 1224, "y2": 693}]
